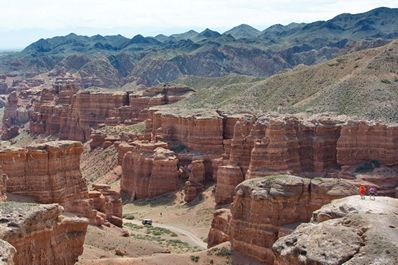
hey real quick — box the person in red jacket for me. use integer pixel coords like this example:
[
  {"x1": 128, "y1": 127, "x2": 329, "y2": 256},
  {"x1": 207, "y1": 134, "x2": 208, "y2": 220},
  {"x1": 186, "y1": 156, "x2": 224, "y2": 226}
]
[{"x1": 359, "y1": 185, "x2": 366, "y2": 200}]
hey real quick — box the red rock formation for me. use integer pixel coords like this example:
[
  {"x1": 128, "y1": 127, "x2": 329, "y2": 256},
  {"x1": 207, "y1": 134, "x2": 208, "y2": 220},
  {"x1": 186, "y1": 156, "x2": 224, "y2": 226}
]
[
  {"x1": 29, "y1": 84, "x2": 192, "y2": 142},
  {"x1": 0, "y1": 141, "x2": 88, "y2": 205},
  {"x1": 273, "y1": 196, "x2": 398, "y2": 265},
  {"x1": 183, "y1": 160, "x2": 206, "y2": 202},
  {"x1": 216, "y1": 115, "x2": 345, "y2": 204},
  {"x1": 145, "y1": 108, "x2": 225, "y2": 155},
  {"x1": 89, "y1": 183, "x2": 123, "y2": 227},
  {"x1": 0, "y1": 141, "x2": 121, "y2": 227},
  {"x1": 337, "y1": 120, "x2": 398, "y2": 166},
  {"x1": 0, "y1": 203, "x2": 88, "y2": 265},
  {"x1": 207, "y1": 208, "x2": 231, "y2": 248},
  {"x1": 121, "y1": 141, "x2": 178, "y2": 200},
  {"x1": 2, "y1": 91, "x2": 31, "y2": 139},
  {"x1": 229, "y1": 175, "x2": 357, "y2": 264},
  {"x1": 0, "y1": 171, "x2": 7, "y2": 201}
]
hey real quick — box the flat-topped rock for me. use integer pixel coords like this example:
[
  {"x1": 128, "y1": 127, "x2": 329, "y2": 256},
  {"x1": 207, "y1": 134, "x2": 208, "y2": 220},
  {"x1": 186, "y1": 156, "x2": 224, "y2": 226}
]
[
  {"x1": 0, "y1": 202, "x2": 88, "y2": 265},
  {"x1": 273, "y1": 196, "x2": 398, "y2": 265},
  {"x1": 229, "y1": 175, "x2": 357, "y2": 264}
]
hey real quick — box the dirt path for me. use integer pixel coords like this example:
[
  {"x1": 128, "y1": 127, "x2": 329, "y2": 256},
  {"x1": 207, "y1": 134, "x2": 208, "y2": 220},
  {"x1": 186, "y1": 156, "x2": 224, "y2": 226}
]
[{"x1": 124, "y1": 219, "x2": 207, "y2": 249}]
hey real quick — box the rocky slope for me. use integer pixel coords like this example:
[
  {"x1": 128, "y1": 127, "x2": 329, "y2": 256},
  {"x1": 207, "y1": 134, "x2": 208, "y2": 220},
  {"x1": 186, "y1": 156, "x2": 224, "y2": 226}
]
[
  {"x1": 273, "y1": 196, "x2": 398, "y2": 265},
  {"x1": 0, "y1": 8, "x2": 396, "y2": 87},
  {"x1": 172, "y1": 40, "x2": 398, "y2": 122},
  {"x1": 227, "y1": 175, "x2": 357, "y2": 264},
  {"x1": 0, "y1": 202, "x2": 88, "y2": 265}
]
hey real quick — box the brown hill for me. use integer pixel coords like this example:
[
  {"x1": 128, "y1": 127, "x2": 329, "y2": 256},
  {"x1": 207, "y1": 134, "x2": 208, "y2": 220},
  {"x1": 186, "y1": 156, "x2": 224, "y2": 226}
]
[{"x1": 173, "y1": 40, "x2": 398, "y2": 122}]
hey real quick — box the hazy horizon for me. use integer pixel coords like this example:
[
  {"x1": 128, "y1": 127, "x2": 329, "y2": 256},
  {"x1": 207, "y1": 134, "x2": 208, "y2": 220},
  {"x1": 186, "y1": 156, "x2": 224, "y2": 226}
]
[{"x1": 0, "y1": 0, "x2": 397, "y2": 49}]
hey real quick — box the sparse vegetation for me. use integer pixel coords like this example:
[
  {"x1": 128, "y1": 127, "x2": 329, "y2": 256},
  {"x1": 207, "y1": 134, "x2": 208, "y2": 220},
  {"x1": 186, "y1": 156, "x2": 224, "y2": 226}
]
[
  {"x1": 123, "y1": 213, "x2": 135, "y2": 220},
  {"x1": 190, "y1": 255, "x2": 200, "y2": 262},
  {"x1": 355, "y1": 160, "x2": 381, "y2": 173}
]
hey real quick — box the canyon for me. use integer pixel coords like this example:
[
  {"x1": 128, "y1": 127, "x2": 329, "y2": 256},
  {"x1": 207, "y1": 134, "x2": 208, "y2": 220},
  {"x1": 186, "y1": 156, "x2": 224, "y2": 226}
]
[{"x1": 0, "y1": 24, "x2": 397, "y2": 264}]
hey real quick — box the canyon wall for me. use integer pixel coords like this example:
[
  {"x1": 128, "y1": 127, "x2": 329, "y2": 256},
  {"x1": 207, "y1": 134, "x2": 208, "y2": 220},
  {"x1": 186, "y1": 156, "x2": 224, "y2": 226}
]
[
  {"x1": 337, "y1": 120, "x2": 398, "y2": 166},
  {"x1": 0, "y1": 141, "x2": 122, "y2": 227},
  {"x1": 0, "y1": 203, "x2": 88, "y2": 265},
  {"x1": 29, "y1": 81, "x2": 192, "y2": 142},
  {"x1": 120, "y1": 140, "x2": 178, "y2": 200},
  {"x1": 228, "y1": 175, "x2": 357, "y2": 264},
  {"x1": 145, "y1": 108, "x2": 225, "y2": 155},
  {"x1": 273, "y1": 196, "x2": 398, "y2": 265}
]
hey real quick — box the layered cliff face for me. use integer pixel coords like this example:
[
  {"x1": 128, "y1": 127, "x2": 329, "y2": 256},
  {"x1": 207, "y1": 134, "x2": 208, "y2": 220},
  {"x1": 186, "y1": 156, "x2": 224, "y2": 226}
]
[
  {"x1": 144, "y1": 111, "x2": 398, "y2": 205},
  {"x1": 337, "y1": 120, "x2": 398, "y2": 166},
  {"x1": 145, "y1": 108, "x2": 225, "y2": 155},
  {"x1": 121, "y1": 140, "x2": 178, "y2": 200},
  {"x1": 216, "y1": 114, "x2": 345, "y2": 204},
  {"x1": 1, "y1": 91, "x2": 32, "y2": 140},
  {"x1": 273, "y1": 196, "x2": 398, "y2": 265},
  {"x1": 183, "y1": 159, "x2": 205, "y2": 202},
  {"x1": 29, "y1": 82, "x2": 192, "y2": 142},
  {"x1": 0, "y1": 202, "x2": 88, "y2": 265},
  {"x1": 0, "y1": 141, "x2": 122, "y2": 227},
  {"x1": 207, "y1": 209, "x2": 231, "y2": 248},
  {"x1": 0, "y1": 171, "x2": 6, "y2": 201},
  {"x1": 229, "y1": 175, "x2": 357, "y2": 264},
  {"x1": 89, "y1": 184, "x2": 123, "y2": 227},
  {"x1": 0, "y1": 141, "x2": 88, "y2": 205}
]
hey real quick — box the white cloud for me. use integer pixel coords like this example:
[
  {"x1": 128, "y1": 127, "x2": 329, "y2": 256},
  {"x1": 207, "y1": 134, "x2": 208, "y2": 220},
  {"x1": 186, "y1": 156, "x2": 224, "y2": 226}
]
[{"x1": 0, "y1": 0, "x2": 396, "y2": 48}]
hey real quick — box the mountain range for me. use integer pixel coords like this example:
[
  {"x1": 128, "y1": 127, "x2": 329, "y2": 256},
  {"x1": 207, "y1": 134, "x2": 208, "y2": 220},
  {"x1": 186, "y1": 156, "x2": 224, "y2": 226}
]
[{"x1": 0, "y1": 7, "x2": 397, "y2": 87}]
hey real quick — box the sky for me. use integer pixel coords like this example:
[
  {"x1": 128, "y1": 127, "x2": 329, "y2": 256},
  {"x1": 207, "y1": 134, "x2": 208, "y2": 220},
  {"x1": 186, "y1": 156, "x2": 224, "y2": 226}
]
[{"x1": 0, "y1": 0, "x2": 397, "y2": 49}]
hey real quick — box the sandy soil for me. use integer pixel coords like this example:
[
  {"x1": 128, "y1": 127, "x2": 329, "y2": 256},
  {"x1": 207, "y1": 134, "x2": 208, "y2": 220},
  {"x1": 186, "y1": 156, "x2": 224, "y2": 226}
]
[
  {"x1": 123, "y1": 186, "x2": 216, "y2": 242},
  {"x1": 78, "y1": 242, "x2": 232, "y2": 265}
]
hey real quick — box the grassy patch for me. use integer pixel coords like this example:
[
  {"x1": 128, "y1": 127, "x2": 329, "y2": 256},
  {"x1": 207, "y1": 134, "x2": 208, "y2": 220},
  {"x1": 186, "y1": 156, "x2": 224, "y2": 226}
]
[{"x1": 122, "y1": 213, "x2": 135, "y2": 220}]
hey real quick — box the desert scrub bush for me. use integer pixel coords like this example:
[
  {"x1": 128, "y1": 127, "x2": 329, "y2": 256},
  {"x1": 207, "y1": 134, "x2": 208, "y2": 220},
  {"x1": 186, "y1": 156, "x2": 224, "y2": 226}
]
[
  {"x1": 146, "y1": 226, "x2": 177, "y2": 237},
  {"x1": 216, "y1": 247, "x2": 232, "y2": 257},
  {"x1": 381, "y1": 79, "x2": 392, "y2": 84},
  {"x1": 124, "y1": 223, "x2": 144, "y2": 230},
  {"x1": 122, "y1": 213, "x2": 135, "y2": 220},
  {"x1": 171, "y1": 143, "x2": 188, "y2": 153},
  {"x1": 190, "y1": 255, "x2": 200, "y2": 262},
  {"x1": 355, "y1": 160, "x2": 380, "y2": 173}
]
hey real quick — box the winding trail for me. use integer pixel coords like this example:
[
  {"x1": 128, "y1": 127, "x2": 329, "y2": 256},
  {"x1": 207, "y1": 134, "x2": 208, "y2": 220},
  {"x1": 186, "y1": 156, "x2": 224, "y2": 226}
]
[{"x1": 124, "y1": 219, "x2": 207, "y2": 250}]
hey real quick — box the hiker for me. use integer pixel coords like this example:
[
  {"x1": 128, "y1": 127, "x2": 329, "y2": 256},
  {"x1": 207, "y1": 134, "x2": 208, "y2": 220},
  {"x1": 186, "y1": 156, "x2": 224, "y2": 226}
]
[
  {"x1": 369, "y1": 186, "x2": 377, "y2": 200},
  {"x1": 359, "y1": 185, "x2": 366, "y2": 200}
]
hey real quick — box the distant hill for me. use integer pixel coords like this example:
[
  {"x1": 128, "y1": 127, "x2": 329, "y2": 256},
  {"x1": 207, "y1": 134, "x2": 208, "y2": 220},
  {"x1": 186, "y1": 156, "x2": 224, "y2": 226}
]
[
  {"x1": 0, "y1": 7, "x2": 397, "y2": 87},
  {"x1": 224, "y1": 24, "x2": 261, "y2": 39},
  {"x1": 171, "y1": 40, "x2": 398, "y2": 122}
]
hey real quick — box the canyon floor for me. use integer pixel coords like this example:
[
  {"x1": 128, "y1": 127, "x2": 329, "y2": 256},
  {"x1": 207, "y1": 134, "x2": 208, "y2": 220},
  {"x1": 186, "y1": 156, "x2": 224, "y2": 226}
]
[{"x1": 78, "y1": 187, "x2": 232, "y2": 264}]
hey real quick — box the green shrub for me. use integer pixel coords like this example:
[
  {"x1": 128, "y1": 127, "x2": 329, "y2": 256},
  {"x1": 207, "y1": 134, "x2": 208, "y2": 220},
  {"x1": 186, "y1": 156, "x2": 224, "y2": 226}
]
[
  {"x1": 381, "y1": 79, "x2": 392, "y2": 84},
  {"x1": 355, "y1": 160, "x2": 380, "y2": 173},
  {"x1": 190, "y1": 255, "x2": 200, "y2": 262},
  {"x1": 216, "y1": 247, "x2": 232, "y2": 257},
  {"x1": 122, "y1": 213, "x2": 135, "y2": 220}
]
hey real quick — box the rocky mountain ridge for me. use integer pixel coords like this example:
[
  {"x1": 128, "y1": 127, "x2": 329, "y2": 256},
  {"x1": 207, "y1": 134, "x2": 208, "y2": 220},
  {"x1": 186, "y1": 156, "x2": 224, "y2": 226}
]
[{"x1": 0, "y1": 7, "x2": 397, "y2": 87}]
